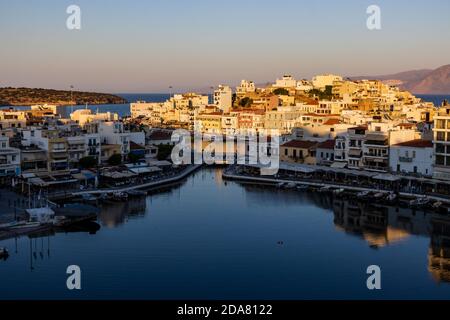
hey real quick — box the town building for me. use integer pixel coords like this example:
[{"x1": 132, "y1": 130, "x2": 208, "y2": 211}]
[{"x1": 390, "y1": 139, "x2": 433, "y2": 176}]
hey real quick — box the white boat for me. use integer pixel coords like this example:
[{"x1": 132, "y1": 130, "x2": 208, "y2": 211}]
[
  {"x1": 357, "y1": 191, "x2": 371, "y2": 199},
  {"x1": 409, "y1": 197, "x2": 430, "y2": 208},
  {"x1": 320, "y1": 186, "x2": 331, "y2": 193},
  {"x1": 373, "y1": 192, "x2": 385, "y2": 199},
  {"x1": 385, "y1": 192, "x2": 397, "y2": 202},
  {"x1": 333, "y1": 188, "x2": 345, "y2": 195},
  {"x1": 285, "y1": 182, "x2": 297, "y2": 189}
]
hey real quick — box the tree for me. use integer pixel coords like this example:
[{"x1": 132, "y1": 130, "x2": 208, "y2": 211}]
[
  {"x1": 128, "y1": 153, "x2": 143, "y2": 163},
  {"x1": 108, "y1": 153, "x2": 122, "y2": 166},
  {"x1": 273, "y1": 88, "x2": 289, "y2": 96},
  {"x1": 157, "y1": 144, "x2": 174, "y2": 161},
  {"x1": 239, "y1": 97, "x2": 253, "y2": 108},
  {"x1": 79, "y1": 156, "x2": 97, "y2": 169}
]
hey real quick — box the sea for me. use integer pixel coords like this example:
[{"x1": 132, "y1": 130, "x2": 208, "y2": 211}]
[{"x1": 1, "y1": 94, "x2": 448, "y2": 118}]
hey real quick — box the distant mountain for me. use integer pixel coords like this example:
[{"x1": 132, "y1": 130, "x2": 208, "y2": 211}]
[
  {"x1": 350, "y1": 65, "x2": 450, "y2": 94},
  {"x1": 0, "y1": 87, "x2": 127, "y2": 106}
]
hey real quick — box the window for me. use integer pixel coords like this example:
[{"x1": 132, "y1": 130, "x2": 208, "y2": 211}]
[
  {"x1": 284, "y1": 149, "x2": 288, "y2": 156},
  {"x1": 397, "y1": 164, "x2": 400, "y2": 172},
  {"x1": 412, "y1": 151, "x2": 416, "y2": 158},
  {"x1": 414, "y1": 166, "x2": 417, "y2": 174},
  {"x1": 436, "y1": 155, "x2": 445, "y2": 165},
  {"x1": 436, "y1": 119, "x2": 446, "y2": 129},
  {"x1": 436, "y1": 131, "x2": 445, "y2": 141}
]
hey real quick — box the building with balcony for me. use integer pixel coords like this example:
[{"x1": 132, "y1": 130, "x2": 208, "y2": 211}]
[
  {"x1": 0, "y1": 136, "x2": 21, "y2": 182},
  {"x1": 213, "y1": 85, "x2": 232, "y2": 113},
  {"x1": 389, "y1": 139, "x2": 433, "y2": 176},
  {"x1": 433, "y1": 104, "x2": 450, "y2": 180}
]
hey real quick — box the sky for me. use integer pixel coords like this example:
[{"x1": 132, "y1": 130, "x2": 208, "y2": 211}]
[{"x1": 1, "y1": 0, "x2": 450, "y2": 93}]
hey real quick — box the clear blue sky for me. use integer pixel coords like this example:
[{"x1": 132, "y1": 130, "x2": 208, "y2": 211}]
[{"x1": 1, "y1": 0, "x2": 449, "y2": 93}]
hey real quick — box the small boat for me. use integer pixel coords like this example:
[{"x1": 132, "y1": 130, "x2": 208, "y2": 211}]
[
  {"x1": 127, "y1": 190, "x2": 147, "y2": 197},
  {"x1": 285, "y1": 182, "x2": 297, "y2": 189},
  {"x1": 319, "y1": 186, "x2": 331, "y2": 193},
  {"x1": 0, "y1": 247, "x2": 9, "y2": 259},
  {"x1": 432, "y1": 201, "x2": 443, "y2": 209},
  {"x1": 277, "y1": 182, "x2": 286, "y2": 188},
  {"x1": 81, "y1": 193, "x2": 97, "y2": 204},
  {"x1": 112, "y1": 192, "x2": 128, "y2": 201},
  {"x1": 357, "y1": 191, "x2": 371, "y2": 199},
  {"x1": 297, "y1": 185, "x2": 309, "y2": 191},
  {"x1": 333, "y1": 188, "x2": 345, "y2": 195},
  {"x1": 385, "y1": 192, "x2": 397, "y2": 203},
  {"x1": 373, "y1": 192, "x2": 385, "y2": 200},
  {"x1": 409, "y1": 197, "x2": 430, "y2": 208}
]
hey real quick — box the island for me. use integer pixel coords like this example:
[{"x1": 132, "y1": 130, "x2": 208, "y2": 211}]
[{"x1": 0, "y1": 87, "x2": 127, "y2": 106}]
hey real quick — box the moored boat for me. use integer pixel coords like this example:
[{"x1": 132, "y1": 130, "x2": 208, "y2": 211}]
[{"x1": 0, "y1": 247, "x2": 8, "y2": 259}]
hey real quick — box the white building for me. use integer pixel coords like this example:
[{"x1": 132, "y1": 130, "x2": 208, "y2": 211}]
[
  {"x1": 213, "y1": 85, "x2": 232, "y2": 113},
  {"x1": 433, "y1": 105, "x2": 450, "y2": 180},
  {"x1": 312, "y1": 74, "x2": 343, "y2": 90},
  {"x1": 70, "y1": 109, "x2": 119, "y2": 126},
  {"x1": 236, "y1": 80, "x2": 255, "y2": 95},
  {"x1": 0, "y1": 136, "x2": 21, "y2": 179},
  {"x1": 389, "y1": 140, "x2": 433, "y2": 176},
  {"x1": 274, "y1": 75, "x2": 297, "y2": 88}
]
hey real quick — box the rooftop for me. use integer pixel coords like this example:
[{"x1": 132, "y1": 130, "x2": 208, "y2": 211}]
[
  {"x1": 282, "y1": 140, "x2": 317, "y2": 149},
  {"x1": 393, "y1": 139, "x2": 433, "y2": 148}
]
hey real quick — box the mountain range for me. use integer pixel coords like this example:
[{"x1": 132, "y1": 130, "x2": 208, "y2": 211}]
[{"x1": 351, "y1": 64, "x2": 450, "y2": 94}]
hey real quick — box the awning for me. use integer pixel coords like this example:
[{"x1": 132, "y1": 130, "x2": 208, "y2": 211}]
[
  {"x1": 331, "y1": 162, "x2": 347, "y2": 169},
  {"x1": 129, "y1": 167, "x2": 161, "y2": 174},
  {"x1": 373, "y1": 173, "x2": 401, "y2": 182}
]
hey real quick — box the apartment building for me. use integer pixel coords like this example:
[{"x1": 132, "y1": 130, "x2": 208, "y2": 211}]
[
  {"x1": 22, "y1": 128, "x2": 70, "y2": 172},
  {"x1": 213, "y1": 85, "x2": 232, "y2": 113},
  {"x1": 236, "y1": 80, "x2": 256, "y2": 96},
  {"x1": 0, "y1": 136, "x2": 21, "y2": 181},
  {"x1": 390, "y1": 140, "x2": 433, "y2": 176},
  {"x1": 433, "y1": 105, "x2": 450, "y2": 180},
  {"x1": 70, "y1": 109, "x2": 119, "y2": 126}
]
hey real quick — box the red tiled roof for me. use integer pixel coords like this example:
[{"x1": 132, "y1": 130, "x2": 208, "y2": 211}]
[
  {"x1": 393, "y1": 139, "x2": 433, "y2": 148},
  {"x1": 149, "y1": 130, "x2": 173, "y2": 140},
  {"x1": 130, "y1": 141, "x2": 145, "y2": 150},
  {"x1": 323, "y1": 119, "x2": 341, "y2": 125},
  {"x1": 317, "y1": 139, "x2": 336, "y2": 150},
  {"x1": 282, "y1": 140, "x2": 318, "y2": 149},
  {"x1": 396, "y1": 123, "x2": 416, "y2": 128}
]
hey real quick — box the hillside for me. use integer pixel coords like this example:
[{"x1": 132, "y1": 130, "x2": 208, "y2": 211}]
[
  {"x1": 350, "y1": 65, "x2": 450, "y2": 94},
  {"x1": 0, "y1": 87, "x2": 127, "y2": 106}
]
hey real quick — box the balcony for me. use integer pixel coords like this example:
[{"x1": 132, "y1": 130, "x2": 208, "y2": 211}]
[
  {"x1": 364, "y1": 152, "x2": 388, "y2": 159},
  {"x1": 399, "y1": 156, "x2": 413, "y2": 163}
]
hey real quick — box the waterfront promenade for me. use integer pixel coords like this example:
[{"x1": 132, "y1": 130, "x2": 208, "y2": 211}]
[
  {"x1": 222, "y1": 168, "x2": 450, "y2": 205},
  {"x1": 72, "y1": 164, "x2": 202, "y2": 196}
]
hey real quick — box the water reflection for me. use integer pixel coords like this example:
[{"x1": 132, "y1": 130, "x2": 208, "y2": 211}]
[
  {"x1": 234, "y1": 182, "x2": 450, "y2": 283},
  {"x1": 332, "y1": 197, "x2": 450, "y2": 283},
  {"x1": 99, "y1": 197, "x2": 147, "y2": 227}
]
